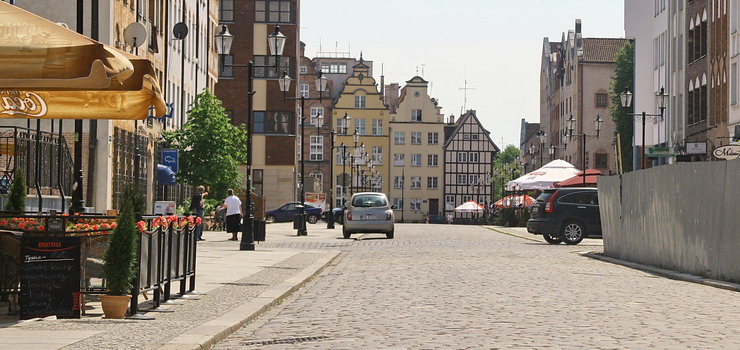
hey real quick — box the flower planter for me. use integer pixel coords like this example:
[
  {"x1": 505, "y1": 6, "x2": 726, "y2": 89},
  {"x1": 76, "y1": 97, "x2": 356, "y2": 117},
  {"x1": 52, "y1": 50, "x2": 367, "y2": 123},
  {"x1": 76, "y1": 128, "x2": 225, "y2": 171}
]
[{"x1": 100, "y1": 294, "x2": 131, "y2": 319}]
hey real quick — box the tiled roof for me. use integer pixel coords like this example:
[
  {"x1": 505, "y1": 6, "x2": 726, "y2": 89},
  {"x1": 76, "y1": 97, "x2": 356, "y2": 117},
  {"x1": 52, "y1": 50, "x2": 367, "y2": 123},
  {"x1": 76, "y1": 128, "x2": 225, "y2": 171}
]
[{"x1": 582, "y1": 38, "x2": 629, "y2": 63}]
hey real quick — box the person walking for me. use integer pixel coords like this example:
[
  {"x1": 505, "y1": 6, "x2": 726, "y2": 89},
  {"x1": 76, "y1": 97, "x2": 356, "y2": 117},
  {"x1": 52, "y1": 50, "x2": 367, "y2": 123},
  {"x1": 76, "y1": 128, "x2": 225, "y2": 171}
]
[
  {"x1": 223, "y1": 189, "x2": 242, "y2": 241},
  {"x1": 190, "y1": 185, "x2": 207, "y2": 241}
]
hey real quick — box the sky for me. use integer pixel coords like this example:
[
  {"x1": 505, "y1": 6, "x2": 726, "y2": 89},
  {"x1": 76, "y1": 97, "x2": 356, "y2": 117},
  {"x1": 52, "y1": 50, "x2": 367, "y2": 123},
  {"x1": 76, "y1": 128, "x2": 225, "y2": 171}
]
[{"x1": 301, "y1": 0, "x2": 625, "y2": 149}]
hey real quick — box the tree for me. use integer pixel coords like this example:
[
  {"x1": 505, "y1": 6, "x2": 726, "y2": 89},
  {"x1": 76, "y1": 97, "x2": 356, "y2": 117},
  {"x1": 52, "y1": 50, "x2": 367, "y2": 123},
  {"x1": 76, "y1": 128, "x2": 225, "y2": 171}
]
[
  {"x1": 609, "y1": 41, "x2": 635, "y2": 173},
  {"x1": 103, "y1": 183, "x2": 138, "y2": 296},
  {"x1": 5, "y1": 168, "x2": 26, "y2": 211},
  {"x1": 491, "y1": 145, "x2": 522, "y2": 201},
  {"x1": 162, "y1": 90, "x2": 248, "y2": 199}
]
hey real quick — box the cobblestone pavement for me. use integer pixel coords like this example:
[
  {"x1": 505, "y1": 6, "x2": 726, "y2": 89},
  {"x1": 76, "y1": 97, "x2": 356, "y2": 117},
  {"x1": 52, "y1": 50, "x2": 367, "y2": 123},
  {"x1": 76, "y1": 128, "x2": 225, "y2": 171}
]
[{"x1": 213, "y1": 224, "x2": 740, "y2": 349}]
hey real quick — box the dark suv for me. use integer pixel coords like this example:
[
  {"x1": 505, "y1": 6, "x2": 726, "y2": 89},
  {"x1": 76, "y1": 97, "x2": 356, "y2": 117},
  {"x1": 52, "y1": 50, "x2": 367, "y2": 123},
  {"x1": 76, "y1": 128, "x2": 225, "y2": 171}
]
[{"x1": 527, "y1": 187, "x2": 601, "y2": 245}]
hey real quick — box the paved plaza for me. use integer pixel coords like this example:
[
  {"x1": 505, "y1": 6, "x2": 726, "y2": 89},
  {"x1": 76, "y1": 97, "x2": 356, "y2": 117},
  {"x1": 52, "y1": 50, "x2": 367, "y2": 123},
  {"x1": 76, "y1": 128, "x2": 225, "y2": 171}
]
[{"x1": 214, "y1": 224, "x2": 740, "y2": 349}]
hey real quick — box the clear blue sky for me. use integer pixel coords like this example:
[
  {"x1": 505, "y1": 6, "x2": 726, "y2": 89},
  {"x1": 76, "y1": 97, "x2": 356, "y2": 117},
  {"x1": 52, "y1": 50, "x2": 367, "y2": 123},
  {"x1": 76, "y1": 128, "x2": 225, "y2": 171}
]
[{"x1": 301, "y1": 0, "x2": 625, "y2": 149}]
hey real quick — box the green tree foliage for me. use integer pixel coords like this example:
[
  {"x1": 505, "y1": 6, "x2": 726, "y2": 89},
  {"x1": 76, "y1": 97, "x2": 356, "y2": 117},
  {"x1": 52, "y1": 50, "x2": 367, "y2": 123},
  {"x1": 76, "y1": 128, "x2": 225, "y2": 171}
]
[
  {"x1": 161, "y1": 90, "x2": 248, "y2": 199},
  {"x1": 5, "y1": 168, "x2": 26, "y2": 211},
  {"x1": 491, "y1": 145, "x2": 523, "y2": 201},
  {"x1": 103, "y1": 183, "x2": 138, "y2": 296},
  {"x1": 609, "y1": 41, "x2": 635, "y2": 173}
]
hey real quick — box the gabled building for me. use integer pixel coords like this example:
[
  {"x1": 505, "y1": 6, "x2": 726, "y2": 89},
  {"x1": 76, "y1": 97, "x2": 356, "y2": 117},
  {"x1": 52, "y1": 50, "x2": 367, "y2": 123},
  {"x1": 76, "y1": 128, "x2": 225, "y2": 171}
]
[
  {"x1": 388, "y1": 76, "x2": 445, "y2": 223},
  {"x1": 331, "y1": 55, "x2": 390, "y2": 207},
  {"x1": 443, "y1": 110, "x2": 499, "y2": 221}
]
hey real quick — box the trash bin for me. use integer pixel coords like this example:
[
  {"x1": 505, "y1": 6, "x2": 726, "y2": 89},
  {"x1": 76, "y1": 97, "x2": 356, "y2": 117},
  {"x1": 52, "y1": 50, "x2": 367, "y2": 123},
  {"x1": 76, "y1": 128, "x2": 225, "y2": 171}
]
[{"x1": 253, "y1": 220, "x2": 266, "y2": 241}]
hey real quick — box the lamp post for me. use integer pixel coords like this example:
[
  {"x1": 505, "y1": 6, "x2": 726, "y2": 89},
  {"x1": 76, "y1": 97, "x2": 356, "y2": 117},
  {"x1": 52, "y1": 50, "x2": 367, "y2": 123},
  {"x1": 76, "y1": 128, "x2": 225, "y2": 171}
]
[
  {"x1": 316, "y1": 114, "x2": 336, "y2": 229},
  {"x1": 620, "y1": 87, "x2": 667, "y2": 170},
  {"x1": 536, "y1": 130, "x2": 546, "y2": 165},
  {"x1": 215, "y1": 24, "x2": 286, "y2": 250},
  {"x1": 276, "y1": 71, "x2": 328, "y2": 236},
  {"x1": 349, "y1": 131, "x2": 360, "y2": 196},
  {"x1": 565, "y1": 114, "x2": 603, "y2": 184}
]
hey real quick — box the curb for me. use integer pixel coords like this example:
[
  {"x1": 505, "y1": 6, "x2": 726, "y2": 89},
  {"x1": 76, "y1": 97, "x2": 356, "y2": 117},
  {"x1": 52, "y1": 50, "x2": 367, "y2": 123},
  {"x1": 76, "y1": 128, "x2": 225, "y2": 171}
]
[
  {"x1": 583, "y1": 252, "x2": 740, "y2": 293},
  {"x1": 157, "y1": 251, "x2": 344, "y2": 350}
]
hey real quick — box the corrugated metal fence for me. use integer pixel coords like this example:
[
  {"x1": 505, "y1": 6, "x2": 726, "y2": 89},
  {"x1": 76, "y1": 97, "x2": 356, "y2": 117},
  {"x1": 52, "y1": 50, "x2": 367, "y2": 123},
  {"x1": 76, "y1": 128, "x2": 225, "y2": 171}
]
[{"x1": 599, "y1": 160, "x2": 740, "y2": 282}]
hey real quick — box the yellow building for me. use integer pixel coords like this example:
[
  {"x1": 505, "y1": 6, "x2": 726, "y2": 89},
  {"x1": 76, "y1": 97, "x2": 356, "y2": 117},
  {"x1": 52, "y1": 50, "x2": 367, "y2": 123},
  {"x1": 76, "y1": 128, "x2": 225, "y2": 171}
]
[
  {"x1": 388, "y1": 77, "x2": 446, "y2": 222},
  {"x1": 332, "y1": 57, "x2": 390, "y2": 206}
]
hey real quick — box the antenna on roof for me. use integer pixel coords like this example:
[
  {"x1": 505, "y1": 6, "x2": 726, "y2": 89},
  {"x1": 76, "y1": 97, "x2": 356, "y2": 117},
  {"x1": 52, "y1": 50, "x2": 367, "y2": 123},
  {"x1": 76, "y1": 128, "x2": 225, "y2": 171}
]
[{"x1": 459, "y1": 79, "x2": 475, "y2": 112}]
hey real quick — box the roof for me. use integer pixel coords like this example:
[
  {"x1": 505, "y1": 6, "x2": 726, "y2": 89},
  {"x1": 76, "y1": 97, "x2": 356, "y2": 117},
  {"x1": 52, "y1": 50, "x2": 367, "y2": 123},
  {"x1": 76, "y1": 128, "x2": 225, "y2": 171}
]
[{"x1": 581, "y1": 38, "x2": 629, "y2": 63}]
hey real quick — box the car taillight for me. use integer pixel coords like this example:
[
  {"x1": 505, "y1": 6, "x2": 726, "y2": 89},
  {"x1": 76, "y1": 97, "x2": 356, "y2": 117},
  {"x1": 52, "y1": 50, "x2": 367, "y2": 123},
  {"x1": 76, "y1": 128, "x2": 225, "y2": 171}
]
[
  {"x1": 385, "y1": 210, "x2": 392, "y2": 220},
  {"x1": 544, "y1": 190, "x2": 559, "y2": 213},
  {"x1": 346, "y1": 211, "x2": 352, "y2": 221}
]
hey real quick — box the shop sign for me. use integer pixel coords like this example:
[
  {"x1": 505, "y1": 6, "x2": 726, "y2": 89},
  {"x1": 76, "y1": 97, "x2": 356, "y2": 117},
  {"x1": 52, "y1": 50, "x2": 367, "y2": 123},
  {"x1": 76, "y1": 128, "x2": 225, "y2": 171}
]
[
  {"x1": 647, "y1": 147, "x2": 675, "y2": 158},
  {"x1": 686, "y1": 142, "x2": 707, "y2": 154},
  {"x1": 712, "y1": 145, "x2": 740, "y2": 160}
]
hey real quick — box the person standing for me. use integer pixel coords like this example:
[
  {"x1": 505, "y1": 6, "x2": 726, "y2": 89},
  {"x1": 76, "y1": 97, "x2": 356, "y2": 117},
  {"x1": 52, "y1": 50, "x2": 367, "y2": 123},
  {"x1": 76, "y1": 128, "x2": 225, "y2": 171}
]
[
  {"x1": 223, "y1": 189, "x2": 242, "y2": 241},
  {"x1": 190, "y1": 185, "x2": 207, "y2": 241}
]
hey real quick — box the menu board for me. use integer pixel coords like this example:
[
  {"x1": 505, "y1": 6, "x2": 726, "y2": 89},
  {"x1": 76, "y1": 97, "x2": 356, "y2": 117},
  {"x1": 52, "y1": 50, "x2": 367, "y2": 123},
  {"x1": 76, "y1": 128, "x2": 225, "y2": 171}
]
[{"x1": 19, "y1": 237, "x2": 81, "y2": 319}]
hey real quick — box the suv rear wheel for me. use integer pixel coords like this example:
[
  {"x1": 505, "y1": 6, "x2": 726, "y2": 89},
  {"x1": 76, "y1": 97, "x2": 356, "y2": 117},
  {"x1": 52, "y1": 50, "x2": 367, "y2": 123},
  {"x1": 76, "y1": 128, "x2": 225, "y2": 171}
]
[
  {"x1": 561, "y1": 220, "x2": 585, "y2": 245},
  {"x1": 543, "y1": 233, "x2": 562, "y2": 244},
  {"x1": 342, "y1": 225, "x2": 351, "y2": 239}
]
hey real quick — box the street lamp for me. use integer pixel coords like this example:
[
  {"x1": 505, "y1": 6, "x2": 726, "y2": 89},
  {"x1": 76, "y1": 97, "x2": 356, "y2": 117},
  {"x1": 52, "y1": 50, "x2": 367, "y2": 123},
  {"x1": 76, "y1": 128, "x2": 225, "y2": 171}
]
[
  {"x1": 536, "y1": 130, "x2": 547, "y2": 165},
  {"x1": 215, "y1": 24, "x2": 286, "y2": 250},
  {"x1": 620, "y1": 87, "x2": 667, "y2": 170},
  {"x1": 566, "y1": 114, "x2": 603, "y2": 184},
  {"x1": 277, "y1": 71, "x2": 328, "y2": 236}
]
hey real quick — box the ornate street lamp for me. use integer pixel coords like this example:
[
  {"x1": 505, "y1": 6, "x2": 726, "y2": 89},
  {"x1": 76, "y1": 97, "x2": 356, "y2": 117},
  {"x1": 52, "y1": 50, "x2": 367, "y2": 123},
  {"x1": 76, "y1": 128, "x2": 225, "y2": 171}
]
[
  {"x1": 620, "y1": 87, "x2": 667, "y2": 170},
  {"x1": 215, "y1": 24, "x2": 286, "y2": 250}
]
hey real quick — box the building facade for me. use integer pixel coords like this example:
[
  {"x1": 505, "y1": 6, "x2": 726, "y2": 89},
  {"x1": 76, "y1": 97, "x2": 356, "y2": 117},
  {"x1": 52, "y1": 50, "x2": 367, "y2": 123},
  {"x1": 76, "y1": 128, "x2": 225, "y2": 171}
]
[
  {"x1": 388, "y1": 76, "x2": 445, "y2": 223},
  {"x1": 331, "y1": 56, "x2": 390, "y2": 207},
  {"x1": 214, "y1": 0, "x2": 301, "y2": 211},
  {"x1": 443, "y1": 110, "x2": 499, "y2": 222}
]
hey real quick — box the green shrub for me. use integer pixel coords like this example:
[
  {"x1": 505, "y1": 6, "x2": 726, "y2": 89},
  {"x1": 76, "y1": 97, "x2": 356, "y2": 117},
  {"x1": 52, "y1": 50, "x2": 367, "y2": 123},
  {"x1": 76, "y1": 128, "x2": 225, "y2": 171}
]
[
  {"x1": 5, "y1": 168, "x2": 26, "y2": 212},
  {"x1": 104, "y1": 183, "x2": 139, "y2": 296}
]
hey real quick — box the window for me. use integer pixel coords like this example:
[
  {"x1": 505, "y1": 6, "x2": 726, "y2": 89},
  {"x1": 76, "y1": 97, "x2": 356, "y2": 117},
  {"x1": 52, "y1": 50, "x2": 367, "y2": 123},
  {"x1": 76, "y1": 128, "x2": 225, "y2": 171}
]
[
  {"x1": 255, "y1": 0, "x2": 294, "y2": 23},
  {"x1": 468, "y1": 174, "x2": 479, "y2": 185},
  {"x1": 411, "y1": 109, "x2": 422, "y2": 122},
  {"x1": 354, "y1": 118, "x2": 366, "y2": 135},
  {"x1": 219, "y1": 54, "x2": 234, "y2": 78},
  {"x1": 321, "y1": 63, "x2": 348, "y2": 74},
  {"x1": 372, "y1": 146, "x2": 383, "y2": 164},
  {"x1": 596, "y1": 93, "x2": 609, "y2": 107},
  {"x1": 471, "y1": 134, "x2": 479, "y2": 140},
  {"x1": 337, "y1": 117, "x2": 350, "y2": 134},
  {"x1": 428, "y1": 132, "x2": 439, "y2": 144},
  {"x1": 394, "y1": 176, "x2": 404, "y2": 189},
  {"x1": 300, "y1": 84, "x2": 309, "y2": 98},
  {"x1": 266, "y1": 111, "x2": 293, "y2": 134},
  {"x1": 336, "y1": 147, "x2": 347, "y2": 164},
  {"x1": 309, "y1": 136, "x2": 323, "y2": 161},
  {"x1": 463, "y1": 134, "x2": 470, "y2": 140},
  {"x1": 355, "y1": 95, "x2": 366, "y2": 108},
  {"x1": 309, "y1": 172, "x2": 323, "y2": 192},
  {"x1": 468, "y1": 152, "x2": 479, "y2": 163},
  {"x1": 462, "y1": 195, "x2": 472, "y2": 202},
  {"x1": 372, "y1": 119, "x2": 383, "y2": 135},
  {"x1": 299, "y1": 66, "x2": 307, "y2": 74},
  {"x1": 410, "y1": 177, "x2": 421, "y2": 189},
  {"x1": 310, "y1": 107, "x2": 324, "y2": 126},
  {"x1": 394, "y1": 131, "x2": 405, "y2": 144},
  {"x1": 253, "y1": 169, "x2": 264, "y2": 196},
  {"x1": 457, "y1": 152, "x2": 468, "y2": 163},
  {"x1": 393, "y1": 154, "x2": 405, "y2": 166},
  {"x1": 427, "y1": 154, "x2": 438, "y2": 166},
  {"x1": 254, "y1": 111, "x2": 265, "y2": 133},
  {"x1": 457, "y1": 174, "x2": 468, "y2": 185},
  {"x1": 411, "y1": 154, "x2": 422, "y2": 166},
  {"x1": 411, "y1": 132, "x2": 422, "y2": 144},
  {"x1": 427, "y1": 177, "x2": 438, "y2": 189},
  {"x1": 393, "y1": 198, "x2": 403, "y2": 209},
  {"x1": 410, "y1": 198, "x2": 422, "y2": 210},
  {"x1": 253, "y1": 55, "x2": 290, "y2": 78},
  {"x1": 445, "y1": 195, "x2": 455, "y2": 210},
  {"x1": 595, "y1": 153, "x2": 608, "y2": 169},
  {"x1": 219, "y1": 0, "x2": 234, "y2": 22}
]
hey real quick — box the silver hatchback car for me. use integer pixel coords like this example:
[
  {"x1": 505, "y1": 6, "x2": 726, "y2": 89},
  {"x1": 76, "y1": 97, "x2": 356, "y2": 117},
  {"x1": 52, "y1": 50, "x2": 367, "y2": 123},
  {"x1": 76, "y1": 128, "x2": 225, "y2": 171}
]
[{"x1": 343, "y1": 192, "x2": 395, "y2": 239}]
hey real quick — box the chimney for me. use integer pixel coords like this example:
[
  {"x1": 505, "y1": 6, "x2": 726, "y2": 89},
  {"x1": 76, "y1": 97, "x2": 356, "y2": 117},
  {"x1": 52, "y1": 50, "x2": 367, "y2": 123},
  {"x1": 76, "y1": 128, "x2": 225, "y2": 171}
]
[{"x1": 575, "y1": 19, "x2": 581, "y2": 35}]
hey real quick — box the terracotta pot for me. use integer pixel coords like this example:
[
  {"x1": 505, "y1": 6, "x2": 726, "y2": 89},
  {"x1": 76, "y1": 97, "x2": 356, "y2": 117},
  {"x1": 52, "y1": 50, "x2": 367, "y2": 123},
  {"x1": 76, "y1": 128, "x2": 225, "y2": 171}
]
[{"x1": 100, "y1": 295, "x2": 131, "y2": 319}]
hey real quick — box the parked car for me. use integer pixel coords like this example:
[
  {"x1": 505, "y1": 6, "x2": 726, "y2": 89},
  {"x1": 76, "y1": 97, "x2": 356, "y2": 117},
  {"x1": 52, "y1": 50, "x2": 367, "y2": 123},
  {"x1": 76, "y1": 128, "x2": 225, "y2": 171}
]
[
  {"x1": 527, "y1": 187, "x2": 602, "y2": 245},
  {"x1": 322, "y1": 207, "x2": 344, "y2": 225},
  {"x1": 343, "y1": 192, "x2": 395, "y2": 239},
  {"x1": 265, "y1": 202, "x2": 323, "y2": 224}
]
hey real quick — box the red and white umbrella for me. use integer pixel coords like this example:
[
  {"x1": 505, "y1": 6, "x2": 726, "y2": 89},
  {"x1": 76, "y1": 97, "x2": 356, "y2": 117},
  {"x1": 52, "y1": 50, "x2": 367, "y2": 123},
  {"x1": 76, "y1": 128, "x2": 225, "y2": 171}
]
[
  {"x1": 494, "y1": 195, "x2": 536, "y2": 208},
  {"x1": 453, "y1": 201, "x2": 485, "y2": 213}
]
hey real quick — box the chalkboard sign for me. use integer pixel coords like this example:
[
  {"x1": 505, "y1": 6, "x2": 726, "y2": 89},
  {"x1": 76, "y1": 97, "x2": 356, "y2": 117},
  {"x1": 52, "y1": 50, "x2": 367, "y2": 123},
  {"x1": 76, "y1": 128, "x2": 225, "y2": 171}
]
[
  {"x1": 20, "y1": 237, "x2": 81, "y2": 319},
  {"x1": 46, "y1": 217, "x2": 66, "y2": 233}
]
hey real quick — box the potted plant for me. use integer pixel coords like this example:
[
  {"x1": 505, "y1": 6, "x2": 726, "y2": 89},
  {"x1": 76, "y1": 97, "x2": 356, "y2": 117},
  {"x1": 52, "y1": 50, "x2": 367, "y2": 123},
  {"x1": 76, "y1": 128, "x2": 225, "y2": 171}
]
[
  {"x1": 4, "y1": 168, "x2": 26, "y2": 211},
  {"x1": 100, "y1": 183, "x2": 139, "y2": 319}
]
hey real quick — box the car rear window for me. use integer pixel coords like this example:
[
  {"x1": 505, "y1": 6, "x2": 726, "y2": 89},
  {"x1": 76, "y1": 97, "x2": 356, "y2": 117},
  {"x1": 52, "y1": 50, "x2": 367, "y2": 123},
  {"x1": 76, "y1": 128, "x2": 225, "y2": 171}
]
[
  {"x1": 352, "y1": 195, "x2": 387, "y2": 207},
  {"x1": 536, "y1": 192, "x2": 553, "y2": 202}
]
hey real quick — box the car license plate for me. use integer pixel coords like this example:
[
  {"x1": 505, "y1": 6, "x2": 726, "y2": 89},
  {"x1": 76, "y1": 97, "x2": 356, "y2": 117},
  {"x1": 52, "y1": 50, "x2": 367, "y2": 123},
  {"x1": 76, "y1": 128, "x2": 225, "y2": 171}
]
[{"x1": 361, "y1": 215, "x2": 377, "y2": 220}]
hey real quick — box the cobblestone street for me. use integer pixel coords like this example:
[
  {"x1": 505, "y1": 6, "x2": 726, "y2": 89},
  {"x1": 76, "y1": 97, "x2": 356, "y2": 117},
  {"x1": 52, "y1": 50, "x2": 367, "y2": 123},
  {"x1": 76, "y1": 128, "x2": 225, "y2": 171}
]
[{"x1": 214, "y1": 224, "x2": 740, "y2": 349}]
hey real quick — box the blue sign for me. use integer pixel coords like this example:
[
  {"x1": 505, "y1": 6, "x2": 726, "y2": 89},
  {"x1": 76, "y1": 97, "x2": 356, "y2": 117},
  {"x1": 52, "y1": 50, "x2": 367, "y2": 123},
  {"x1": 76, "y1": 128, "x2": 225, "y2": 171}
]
[{"x1": 162, "y1": 149, "x2": 178, "y2": 173}]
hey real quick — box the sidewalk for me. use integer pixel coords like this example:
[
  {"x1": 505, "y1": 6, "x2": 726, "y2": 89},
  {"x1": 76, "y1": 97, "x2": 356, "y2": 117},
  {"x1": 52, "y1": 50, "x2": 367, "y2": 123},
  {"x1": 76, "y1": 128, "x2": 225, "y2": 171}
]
[{"x1": 0, "y1": 222, "x2": 347, "y2": 350}]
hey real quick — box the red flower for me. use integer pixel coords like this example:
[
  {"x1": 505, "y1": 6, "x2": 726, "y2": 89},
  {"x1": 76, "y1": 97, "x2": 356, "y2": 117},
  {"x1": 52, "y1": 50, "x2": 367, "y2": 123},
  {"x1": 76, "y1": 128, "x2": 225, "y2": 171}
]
[
  {"x1": 37, "y1": 225, "x2": 45, "y2": 231},
  {"x1": 0, "y1": 219, "x2": 7, "y2": 227},
  {"x1": 136, "y1": 221, "x2": 147, "y2": 232},
  {"x1": 91, "y1": 224, "x2": 100, "y2": 231},
  {"x1": 195, "y1": 217, "x2": 203, "y2": 225},
  {"x1": 110, "y1": 222, "x2": 117, "y2": 229},
  {"x1": 18, "y1": 222, "x2": 26, "y2": 230}
]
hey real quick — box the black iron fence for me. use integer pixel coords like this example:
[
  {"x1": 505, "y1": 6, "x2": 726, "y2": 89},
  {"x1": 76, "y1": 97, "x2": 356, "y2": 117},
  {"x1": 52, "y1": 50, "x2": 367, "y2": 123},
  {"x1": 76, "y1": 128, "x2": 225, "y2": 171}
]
[
  {"x1": 0, "y1": 212, "x2": 198, "y2": 318},
  {"x1": 0, "y1": 126, "x2": 74, "y2": 209}
]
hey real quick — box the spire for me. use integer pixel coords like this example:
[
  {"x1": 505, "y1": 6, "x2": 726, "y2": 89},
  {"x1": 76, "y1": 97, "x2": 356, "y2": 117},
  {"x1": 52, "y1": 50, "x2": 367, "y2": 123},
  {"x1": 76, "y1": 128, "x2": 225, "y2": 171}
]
[{"x1": 359, "y1": 51, "x2": 364, "y2": 64}]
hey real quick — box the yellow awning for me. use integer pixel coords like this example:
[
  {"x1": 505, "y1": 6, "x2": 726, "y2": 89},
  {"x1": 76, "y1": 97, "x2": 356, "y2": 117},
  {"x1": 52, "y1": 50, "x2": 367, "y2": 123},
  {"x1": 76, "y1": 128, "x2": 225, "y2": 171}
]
[{"x1": 0, "y1": 2, "x2": 166, "y2": 120}]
